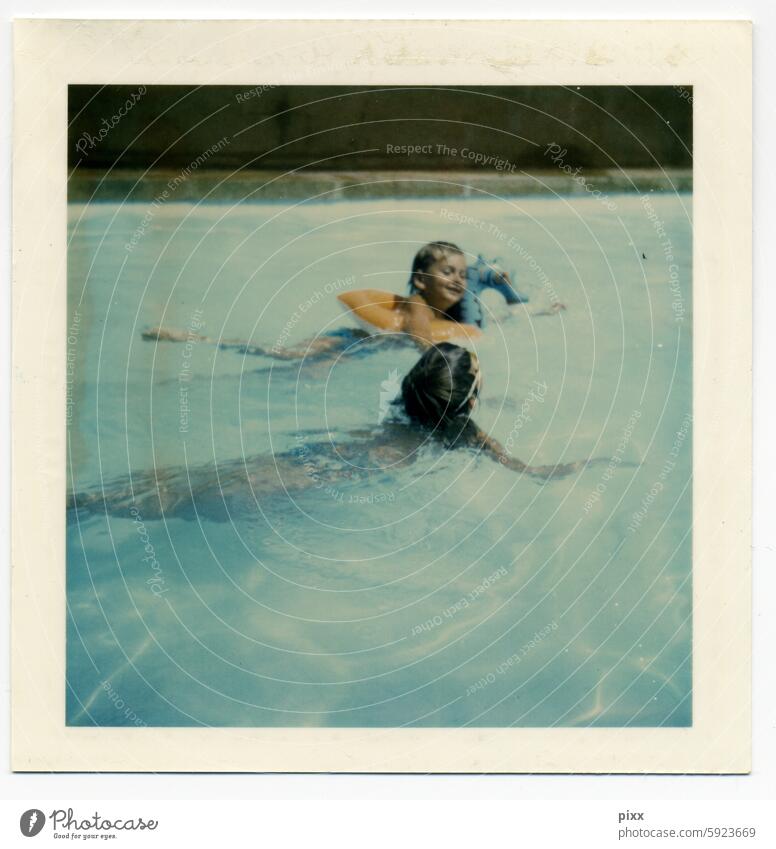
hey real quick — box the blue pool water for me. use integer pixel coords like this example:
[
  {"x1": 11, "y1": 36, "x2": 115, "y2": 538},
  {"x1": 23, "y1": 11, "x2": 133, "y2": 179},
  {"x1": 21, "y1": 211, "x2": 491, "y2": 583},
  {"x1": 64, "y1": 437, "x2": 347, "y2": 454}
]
[{"x1": 66, "y1": 192, "x2": 692, "y2": 727}]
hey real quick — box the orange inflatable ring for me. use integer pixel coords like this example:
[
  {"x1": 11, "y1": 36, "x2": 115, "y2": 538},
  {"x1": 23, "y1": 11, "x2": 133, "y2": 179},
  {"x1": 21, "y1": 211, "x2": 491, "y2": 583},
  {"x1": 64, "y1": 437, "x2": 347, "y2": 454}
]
[{"x1": 337, "y1": 289, "x2": 480, "y2": 344}]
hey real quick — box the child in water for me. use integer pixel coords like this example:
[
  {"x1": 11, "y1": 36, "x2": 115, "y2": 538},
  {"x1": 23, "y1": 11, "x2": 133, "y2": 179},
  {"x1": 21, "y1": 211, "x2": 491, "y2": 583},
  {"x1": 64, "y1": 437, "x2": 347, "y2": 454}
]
[
  {"x1": 142, "y1": 241, "x2": 563, "y2": 360},
  {"x1": 398, "y1": 240, "x2": 564, "y2": 340},
  {"x1": 68, "y1": 343, "x2": 596, "y2": 523}
]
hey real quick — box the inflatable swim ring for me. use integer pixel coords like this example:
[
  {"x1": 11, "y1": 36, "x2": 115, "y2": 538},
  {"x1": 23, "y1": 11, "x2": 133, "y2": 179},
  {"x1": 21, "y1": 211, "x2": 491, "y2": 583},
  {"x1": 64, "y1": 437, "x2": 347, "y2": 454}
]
[{"x1": 337, "y1": 289, "x2": 481, "y2": 343}]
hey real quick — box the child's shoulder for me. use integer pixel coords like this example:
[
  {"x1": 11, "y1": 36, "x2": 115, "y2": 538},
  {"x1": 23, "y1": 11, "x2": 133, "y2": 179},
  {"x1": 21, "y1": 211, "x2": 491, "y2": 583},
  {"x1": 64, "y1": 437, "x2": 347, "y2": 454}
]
[{"x1": 397, "y1": 293, "x2": 431, "y2": 312}]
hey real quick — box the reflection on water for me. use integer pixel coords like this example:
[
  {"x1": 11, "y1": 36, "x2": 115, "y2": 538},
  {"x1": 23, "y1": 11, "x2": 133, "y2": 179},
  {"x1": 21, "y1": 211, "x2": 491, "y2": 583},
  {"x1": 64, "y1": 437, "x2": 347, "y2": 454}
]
[{"x1": 66, "y1": 194, "x2": 692, "y2": 727}]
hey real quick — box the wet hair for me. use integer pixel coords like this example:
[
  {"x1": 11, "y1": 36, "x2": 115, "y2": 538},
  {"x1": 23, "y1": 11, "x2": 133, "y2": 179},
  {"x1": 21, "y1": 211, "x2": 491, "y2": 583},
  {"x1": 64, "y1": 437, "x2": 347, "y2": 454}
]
[
  {"x1": 400, "y1": 343, "x2": 481, "y2": 448},
  {"x1": 408, "y1": 240, "x2": 465, "y2": 294}
]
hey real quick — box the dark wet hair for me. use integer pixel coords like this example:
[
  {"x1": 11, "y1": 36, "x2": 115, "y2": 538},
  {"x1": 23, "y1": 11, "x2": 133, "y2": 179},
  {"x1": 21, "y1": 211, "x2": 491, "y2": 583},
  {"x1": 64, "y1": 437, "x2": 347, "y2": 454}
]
[
  {"x1": 408, "y1": 240, "x2": 465, "y2": 294},
  {"x1": 401, "y1": 343, "x2": 480, "y2": 447}
]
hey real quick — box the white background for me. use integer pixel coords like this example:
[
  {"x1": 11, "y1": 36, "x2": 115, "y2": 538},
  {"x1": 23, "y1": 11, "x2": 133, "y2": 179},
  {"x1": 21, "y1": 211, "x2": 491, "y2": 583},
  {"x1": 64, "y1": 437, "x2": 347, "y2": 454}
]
[{"x1": 1, "y1": 0, "x2": 773, "y2": 841}]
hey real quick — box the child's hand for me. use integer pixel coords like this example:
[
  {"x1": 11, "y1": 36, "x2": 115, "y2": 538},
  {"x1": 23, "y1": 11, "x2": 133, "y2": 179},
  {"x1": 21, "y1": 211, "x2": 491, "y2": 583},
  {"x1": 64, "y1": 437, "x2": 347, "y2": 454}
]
[
  {"x1": 527, "y1": 301, "x2": 566, "y2": 317},
  {"x1": 528, "y1": 461, "x2": 581, "y2": 480},
  {"x1": 490, "y1": 268, "x2": 512, "y2": 287},
  {"x1": 142, "y1": 326, "x2": 205, "y2": 342}
]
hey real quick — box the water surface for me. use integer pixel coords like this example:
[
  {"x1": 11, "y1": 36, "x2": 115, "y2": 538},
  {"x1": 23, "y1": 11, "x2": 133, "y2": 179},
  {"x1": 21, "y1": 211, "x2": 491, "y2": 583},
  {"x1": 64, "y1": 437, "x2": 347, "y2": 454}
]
[{"x1": 66, "y1": 193, "x2": 692, "y2": 727}]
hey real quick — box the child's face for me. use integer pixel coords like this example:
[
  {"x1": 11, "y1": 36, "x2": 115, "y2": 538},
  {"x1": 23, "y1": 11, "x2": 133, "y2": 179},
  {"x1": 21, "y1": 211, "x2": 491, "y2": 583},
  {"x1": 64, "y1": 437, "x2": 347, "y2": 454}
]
[{"x1": 413, "y1": 252, "x2": 468, "y2": 313}]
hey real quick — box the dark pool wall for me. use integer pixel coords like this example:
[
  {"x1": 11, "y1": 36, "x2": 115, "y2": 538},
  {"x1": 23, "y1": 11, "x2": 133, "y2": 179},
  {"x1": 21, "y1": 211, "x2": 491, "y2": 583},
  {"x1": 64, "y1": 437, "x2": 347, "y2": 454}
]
[{"x1": 68, "y1": 85, "x2": 692, "y2": 174}]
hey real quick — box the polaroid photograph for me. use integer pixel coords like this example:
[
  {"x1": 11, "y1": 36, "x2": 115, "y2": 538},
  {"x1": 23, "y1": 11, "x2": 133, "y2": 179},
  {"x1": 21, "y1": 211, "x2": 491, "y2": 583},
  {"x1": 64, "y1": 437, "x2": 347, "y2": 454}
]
[{"x1": 11, "y1": 19, "x2": 751, "y2": 772}]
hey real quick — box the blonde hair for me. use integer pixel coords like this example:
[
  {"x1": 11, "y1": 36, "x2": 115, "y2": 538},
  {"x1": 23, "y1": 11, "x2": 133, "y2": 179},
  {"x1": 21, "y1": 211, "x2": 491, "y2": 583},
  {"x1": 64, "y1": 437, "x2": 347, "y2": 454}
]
[{"x1": 408, "y1": 240, "x2": 464, "y2": 292}]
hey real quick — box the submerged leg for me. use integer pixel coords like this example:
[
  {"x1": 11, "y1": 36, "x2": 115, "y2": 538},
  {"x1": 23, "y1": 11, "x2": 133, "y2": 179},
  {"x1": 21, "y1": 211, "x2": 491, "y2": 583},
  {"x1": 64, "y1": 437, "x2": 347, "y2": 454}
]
[
  {"x1": 141, "y1": 325, "x2": 372, "y2": 361},
  {"x1": 528, "y1": 457, "x2": 639, "y2": 480}
]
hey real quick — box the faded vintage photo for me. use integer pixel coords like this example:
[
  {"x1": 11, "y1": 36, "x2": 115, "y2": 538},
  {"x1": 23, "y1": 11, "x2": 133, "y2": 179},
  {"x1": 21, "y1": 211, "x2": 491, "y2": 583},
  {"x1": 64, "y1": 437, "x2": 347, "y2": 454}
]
[
  {"x1": 65, "y1": 84, "x2": 692, "y2": 729},
  {"x1": 12, "y1": 18, "x2": 750, "y2": 773}
]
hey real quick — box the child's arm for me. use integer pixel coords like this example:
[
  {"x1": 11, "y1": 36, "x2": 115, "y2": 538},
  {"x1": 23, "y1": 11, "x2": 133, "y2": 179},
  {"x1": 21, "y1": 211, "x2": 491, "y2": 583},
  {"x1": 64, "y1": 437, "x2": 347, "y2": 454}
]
[
  {"x1": 142, "y1": 326, "x2": 348, "y2": 360},
  {"x1": 477, "y1": 430, "x2": 589, "y2": 479},
  {"x1": 477, "y1": 431, "x2": 527, "y2": 472},
  {"x1": 400, "y1": 294, "x2": 435, "y2": 348},
  {"x1": 428, "y1": 318, "x2": 482, "y2": 345}
]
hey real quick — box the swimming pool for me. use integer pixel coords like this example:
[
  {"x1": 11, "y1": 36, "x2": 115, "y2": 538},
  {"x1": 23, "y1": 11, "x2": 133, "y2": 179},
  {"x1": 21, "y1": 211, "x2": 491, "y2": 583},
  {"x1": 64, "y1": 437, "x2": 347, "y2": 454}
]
[{"x1": 66, "y1": 191, "x2": 692, "y2": 727}]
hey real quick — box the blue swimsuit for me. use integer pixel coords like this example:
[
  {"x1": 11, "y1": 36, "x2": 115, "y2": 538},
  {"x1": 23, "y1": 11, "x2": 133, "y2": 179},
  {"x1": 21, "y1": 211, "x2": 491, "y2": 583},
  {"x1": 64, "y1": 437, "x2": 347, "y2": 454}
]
[{"x1": 450, "y1": 255, "x2": 529, "y2": 328}]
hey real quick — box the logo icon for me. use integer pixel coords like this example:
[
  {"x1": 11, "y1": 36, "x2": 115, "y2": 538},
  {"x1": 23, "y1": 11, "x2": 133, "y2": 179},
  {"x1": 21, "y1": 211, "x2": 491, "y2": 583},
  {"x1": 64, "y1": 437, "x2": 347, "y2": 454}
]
[
  {"x1": 20, "y1": 809, "x2": 46, "y2": 837},
  {"x1": 378, "y1": 369, "x2": 401, "y2": 423}
]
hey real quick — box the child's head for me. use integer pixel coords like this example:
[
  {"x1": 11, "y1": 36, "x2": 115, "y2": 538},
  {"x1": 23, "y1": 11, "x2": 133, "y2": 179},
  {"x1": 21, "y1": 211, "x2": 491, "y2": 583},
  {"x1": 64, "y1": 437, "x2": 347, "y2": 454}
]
[
  {"x1": 401, "y1": 343, "x2": 482, "y2": 445},
  {"x1": 409, "y1": 241, "x2": 468, "y2": 314}
]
